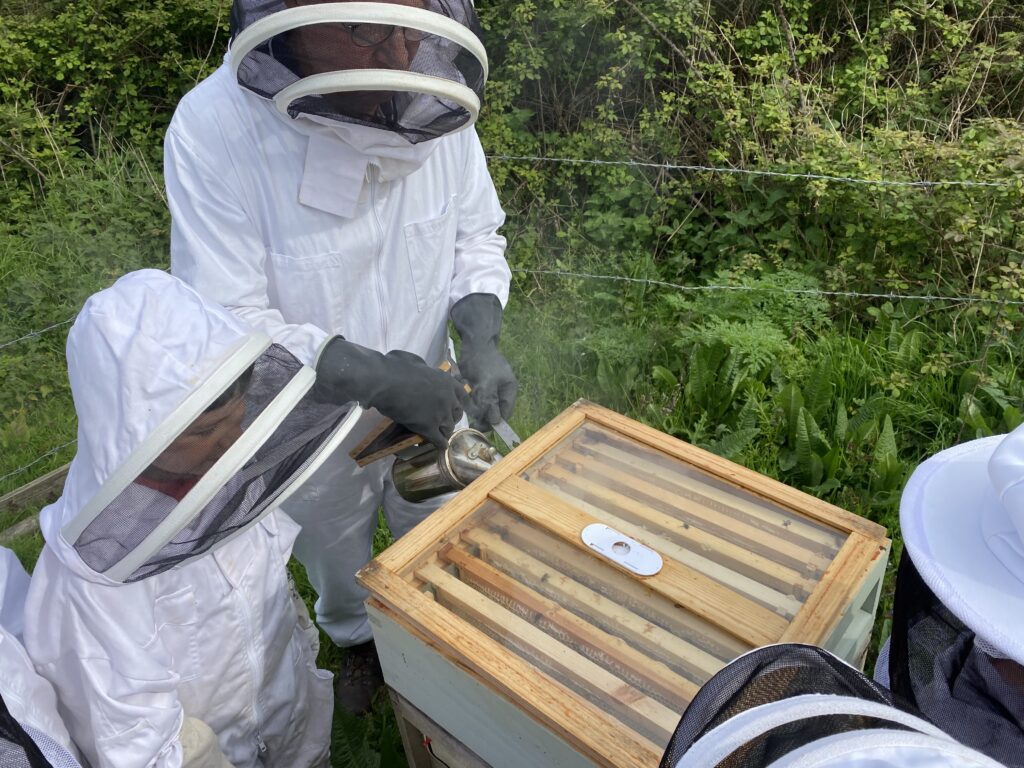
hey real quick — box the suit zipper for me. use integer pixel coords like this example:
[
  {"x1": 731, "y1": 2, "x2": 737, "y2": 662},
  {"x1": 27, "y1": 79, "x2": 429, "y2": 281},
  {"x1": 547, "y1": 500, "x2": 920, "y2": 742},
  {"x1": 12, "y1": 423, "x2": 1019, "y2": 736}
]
[
  {"x1": 369, "y1": 166, "x2": 389, "y2": 350},
  {"x1": 237, "y1": 593, "x2": 266, "y2": 758}
]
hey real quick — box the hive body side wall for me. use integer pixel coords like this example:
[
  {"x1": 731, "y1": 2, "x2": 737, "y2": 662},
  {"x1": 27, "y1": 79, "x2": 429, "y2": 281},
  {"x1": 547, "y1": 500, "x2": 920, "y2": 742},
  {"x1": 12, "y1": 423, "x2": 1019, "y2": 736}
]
[{"x1": 368, "y1": 602, "x2": 601, "y2": 768}]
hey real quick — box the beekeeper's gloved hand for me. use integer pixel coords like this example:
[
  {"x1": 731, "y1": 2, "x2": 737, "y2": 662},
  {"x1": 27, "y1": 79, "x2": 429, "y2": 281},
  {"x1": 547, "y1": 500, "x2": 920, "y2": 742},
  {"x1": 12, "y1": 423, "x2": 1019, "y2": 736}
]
[
  {"x1": 314, "y1": 336, "x2": 466, "y2": 447},
  {"x1": 451, "y1": 293, "x2": 518, "y2": 432}
]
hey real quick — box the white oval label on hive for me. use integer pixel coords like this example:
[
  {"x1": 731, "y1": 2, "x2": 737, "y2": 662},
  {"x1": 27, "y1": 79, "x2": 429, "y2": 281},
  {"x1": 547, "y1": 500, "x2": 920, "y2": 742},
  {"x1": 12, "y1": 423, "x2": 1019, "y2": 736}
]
[{"x1": 580, "y1": 523, "x2": 663, "y2": 576}]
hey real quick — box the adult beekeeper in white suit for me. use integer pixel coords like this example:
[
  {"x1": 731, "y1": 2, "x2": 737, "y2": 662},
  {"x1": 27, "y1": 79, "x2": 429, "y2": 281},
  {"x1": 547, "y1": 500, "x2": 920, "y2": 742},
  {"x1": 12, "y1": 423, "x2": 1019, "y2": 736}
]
[
  {"x1": 165, "y1": 0, "x2": 515, "y2": 713},
  {"x1": 23, "y1": 269, "x2": 364, "y2": 768},
  {"x1": 0, "y1": 547, "x2": 82, "y2": 767}
]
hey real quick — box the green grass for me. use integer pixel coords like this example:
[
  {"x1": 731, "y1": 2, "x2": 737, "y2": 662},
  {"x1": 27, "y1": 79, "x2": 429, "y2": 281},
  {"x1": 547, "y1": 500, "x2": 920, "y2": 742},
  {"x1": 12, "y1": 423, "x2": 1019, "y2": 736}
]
[{"x1": 1, "y1": 146, "x2": 169, "y2": 499}]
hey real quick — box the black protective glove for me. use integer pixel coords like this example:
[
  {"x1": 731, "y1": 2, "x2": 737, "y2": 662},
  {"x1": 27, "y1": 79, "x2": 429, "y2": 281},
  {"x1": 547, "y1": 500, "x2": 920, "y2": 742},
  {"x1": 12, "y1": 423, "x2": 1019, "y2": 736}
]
[
  {"x1": 314, "y1": 336, "x2": 467, "y2": 447},
  {"x1": 450, "y1": 293, "x2": 518, "y2": 432}
]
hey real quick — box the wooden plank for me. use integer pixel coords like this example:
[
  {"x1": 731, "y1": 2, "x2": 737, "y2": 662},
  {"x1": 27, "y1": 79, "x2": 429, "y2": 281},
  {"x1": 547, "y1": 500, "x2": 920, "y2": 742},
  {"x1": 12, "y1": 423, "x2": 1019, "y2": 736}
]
[
  {"x1": 375, "y1": 405, "x2": 589, "y2": 576},
  {"x1": 482, "y1": 509, "x2": 749, "y2": 662},
  {"x1": 565, "y1": 434, "x2": 842, "y2": 560},
  {"x1": 530, "y1": 467, "x2": 804, "y2": 618},
  {"x1": 489, "y1": 476, "x2": 788, "y2": 647},
  {"x1": 780, "y1": 534, "x2": 890, "y2": 645},
  {"x1": 820, "y1": 540, "x2": 890, "y2": 667},
  {"x1": 0, "y1": 515, "x2": 40, "y2": 545},
  {"x1": 359, "y1": 561, "x2": 665, "y2": 768},
  {"x1": 570, "y1": 429, "x2": 843, "y2": 557},
  {"x1": 418, "y1": 562, "x2": 680, "y2": 743},
  {"x1": 464, "y1": 528, "x2": 729, "y2": 684},
  {"x1": 443, "y1": 541, "x2": 703, "y2": 702},
  {"x1": 0, "y1": 463, "x2": 69, "y2": 514},
  {"x1": 549, "y1": 447, "x2": 824, "y2": 592},
  {"x1": 462, "y1": 526, "x2": 726, "y2": 682},
  {"x1": 578, "y1": 403, "x2": 888, "y2": 540},
  {"x1": 539, "y1": 457, "x2": 813, "y2": 604}
]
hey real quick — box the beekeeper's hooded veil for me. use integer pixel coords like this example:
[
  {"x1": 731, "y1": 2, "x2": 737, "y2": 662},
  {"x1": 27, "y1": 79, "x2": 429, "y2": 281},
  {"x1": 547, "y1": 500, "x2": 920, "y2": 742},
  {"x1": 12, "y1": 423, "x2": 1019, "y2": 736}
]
[
  {"x1": 26, "y1": 269, "x2": 359, "y2": 768},
  {"x1": 872, "y1": 420, "x2": 1024, "y2": 765},
  {"x1": 46, "y1": 269, "x2": 358, "y2": 583},
  {"x1": 660, "y1": 644, "x2": 1004, "y2": 768},
  {"x1": 229, "y1": 0, "x2": 487, "y2": 143}
]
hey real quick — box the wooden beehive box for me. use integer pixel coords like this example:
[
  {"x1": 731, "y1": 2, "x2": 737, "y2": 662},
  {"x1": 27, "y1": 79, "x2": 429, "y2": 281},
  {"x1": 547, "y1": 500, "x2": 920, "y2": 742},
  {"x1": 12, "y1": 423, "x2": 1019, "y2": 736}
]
[{"x1": 358, "y1": 401, "x2": 890, "y2": 768}]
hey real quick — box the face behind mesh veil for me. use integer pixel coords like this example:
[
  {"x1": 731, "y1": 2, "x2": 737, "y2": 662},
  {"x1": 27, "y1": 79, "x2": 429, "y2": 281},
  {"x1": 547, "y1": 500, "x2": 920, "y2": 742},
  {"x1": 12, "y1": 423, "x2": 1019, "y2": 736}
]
[
  {"x1": 62, "y1": 335, "x2": 361, "y2": 583},
  {"x1": 229, "y1": 0, "x2": 487, "y2": 143},
  {"x1": 659, "y1": 644, "x2": 1002, "y2": 768}
]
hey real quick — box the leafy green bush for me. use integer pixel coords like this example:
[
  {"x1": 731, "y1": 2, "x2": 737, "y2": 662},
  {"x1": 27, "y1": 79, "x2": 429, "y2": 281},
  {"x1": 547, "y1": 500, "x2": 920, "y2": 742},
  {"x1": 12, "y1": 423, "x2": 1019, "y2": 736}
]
[{"x1": 1, "y1": 0, "x2": 229, "y2": 205}]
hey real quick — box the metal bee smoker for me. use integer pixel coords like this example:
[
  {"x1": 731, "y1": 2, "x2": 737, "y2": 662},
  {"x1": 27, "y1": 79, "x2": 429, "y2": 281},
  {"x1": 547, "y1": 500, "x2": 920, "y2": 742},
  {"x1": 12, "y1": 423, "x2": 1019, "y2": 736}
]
[
  {"x1": 390, "y1": 428, "x2": 502, "y2": 502},
  {"x1": 347, "y1": 362, "x2": 512, "y2": 502}
]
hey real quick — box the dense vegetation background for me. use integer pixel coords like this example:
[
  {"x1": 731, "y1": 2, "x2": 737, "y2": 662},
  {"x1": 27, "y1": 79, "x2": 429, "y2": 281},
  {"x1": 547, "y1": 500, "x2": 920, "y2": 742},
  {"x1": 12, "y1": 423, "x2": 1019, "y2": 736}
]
[{"x1": 2, "y1": 0, "x2": 1024, "y2": 764}]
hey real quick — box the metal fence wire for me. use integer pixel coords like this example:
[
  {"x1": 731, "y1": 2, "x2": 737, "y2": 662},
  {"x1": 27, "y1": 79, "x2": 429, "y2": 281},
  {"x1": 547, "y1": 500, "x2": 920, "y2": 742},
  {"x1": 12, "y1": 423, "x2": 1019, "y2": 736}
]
[{"x1": 2, "y1": 152, "x2": 1023, "y2": 491}]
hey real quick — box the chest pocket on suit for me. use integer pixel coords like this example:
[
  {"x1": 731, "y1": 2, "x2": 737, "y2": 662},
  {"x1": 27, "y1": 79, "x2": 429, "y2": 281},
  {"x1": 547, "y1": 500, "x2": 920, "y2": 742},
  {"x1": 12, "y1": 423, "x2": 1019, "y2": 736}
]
[
  {"x1": 404, "y1": 196, "x2": 457, "y2": 313},
  {"x1": 146, "y1": 587, "x2": 202, "y2": 683}
]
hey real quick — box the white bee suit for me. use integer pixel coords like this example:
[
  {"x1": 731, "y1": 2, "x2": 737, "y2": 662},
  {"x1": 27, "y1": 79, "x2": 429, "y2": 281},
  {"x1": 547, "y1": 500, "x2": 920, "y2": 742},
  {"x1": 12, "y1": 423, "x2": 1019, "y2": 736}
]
[
  {"x1": 166, "y1": 58, "x2": 510, "y2": 645},
  {"x1": 0, "y1": 548, "x2": 82, "y2": 766},
  {"x1": 23, "y1": 271, "x2": 345, "y2": 768}
]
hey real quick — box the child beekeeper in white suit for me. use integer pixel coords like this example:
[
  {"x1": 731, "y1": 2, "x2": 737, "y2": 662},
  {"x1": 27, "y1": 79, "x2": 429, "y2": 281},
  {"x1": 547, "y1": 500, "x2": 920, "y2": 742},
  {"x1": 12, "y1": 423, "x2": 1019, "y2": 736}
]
[{"x1": 23, "y1": 269, "x2": 362, "y2": 768}]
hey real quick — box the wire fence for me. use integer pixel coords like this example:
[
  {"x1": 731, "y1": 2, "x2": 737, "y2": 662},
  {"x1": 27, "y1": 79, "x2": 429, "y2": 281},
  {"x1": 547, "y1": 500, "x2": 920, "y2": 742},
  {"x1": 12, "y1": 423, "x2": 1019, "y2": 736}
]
[
  {"x1": 0, "y1": 319, "x2": 74, "y2": 352},
  {"x1": 0, "y1": 440, "x2": 76, "y2": 489},
  {"x1": 2, "y1": 153, "x2": 1021, "y2": 352},
  {"x1": 3, "y1": 266, "x2": 1022, "y2": 356},
  {"x1": 489, "y1": 154, "x2": 1022, "y2": 189},
  {"x1": 512, "y1": 268, "x2": 1024, "y2": 305},
  {"x1": 3, "y1": 269, "x2": 1022, "y2": 491},
  {"x1": 3, "y1": 152, "x2": 1023, "y2": 493}
]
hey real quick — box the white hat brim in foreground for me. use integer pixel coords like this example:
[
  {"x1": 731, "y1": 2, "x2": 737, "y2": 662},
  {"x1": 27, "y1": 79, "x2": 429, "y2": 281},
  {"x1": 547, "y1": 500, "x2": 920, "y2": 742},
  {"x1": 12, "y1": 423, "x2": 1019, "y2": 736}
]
[{"x1": 900, "y1": 434, "x2": 1024, "y2": 667}]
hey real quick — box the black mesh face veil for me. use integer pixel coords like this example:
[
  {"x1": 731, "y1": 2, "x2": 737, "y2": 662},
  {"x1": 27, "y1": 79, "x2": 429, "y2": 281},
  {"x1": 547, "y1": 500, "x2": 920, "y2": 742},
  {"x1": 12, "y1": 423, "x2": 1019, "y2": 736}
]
[
  {"x1": 0, "y1": 693, "x2": 51, "y2": 768},
  {"x1": 657, "y1": 644, "x2": 1002, "y2": 768},
  {"x1": 63, "y1": 342, "x2": 359, "y2": 583},
  {"x1": 887, "y1": 550, "x2": 1024, "y2": 766},
  {"x1": 659, "y1": 645, "x2": 911, "y2": 768},
  {"x1": 229, "y1": 0, "x2": 487, "y2": 143}
]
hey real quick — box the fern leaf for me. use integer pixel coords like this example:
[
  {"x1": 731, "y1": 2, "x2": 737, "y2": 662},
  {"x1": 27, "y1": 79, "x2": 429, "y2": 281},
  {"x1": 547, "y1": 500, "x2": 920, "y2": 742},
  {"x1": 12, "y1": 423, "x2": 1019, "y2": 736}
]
[
  {"x1": 834, "y1": 399, "x2": 848, "y2": 443},
  {"x1": 896, "y1": 329, "x2": 924, "y2": 367},
  {"x1": 848, "y1": 397, "x2": 882, "y2": 444},
  {"x1": 778, "y1": 383, "x2": 804, "y2": 446},
  {"x1": 796, "y1": 408, "x2": 813, "y2": 483},
  {"x1": 803, "y1": 362, "x2": 833, "y2": 418},
  {"x1": 873, "y1": 414, "x2": 900, "y2": 487},
  {"x1": 708, "y1": 426, "x2": 760, "y2": 459}
]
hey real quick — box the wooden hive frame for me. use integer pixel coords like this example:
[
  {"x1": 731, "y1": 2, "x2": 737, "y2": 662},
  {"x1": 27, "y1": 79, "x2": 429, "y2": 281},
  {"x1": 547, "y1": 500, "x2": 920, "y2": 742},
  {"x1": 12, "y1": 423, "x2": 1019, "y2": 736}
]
[{"x1": 360, "y1": 400, "x2": 891, "y2": 768}]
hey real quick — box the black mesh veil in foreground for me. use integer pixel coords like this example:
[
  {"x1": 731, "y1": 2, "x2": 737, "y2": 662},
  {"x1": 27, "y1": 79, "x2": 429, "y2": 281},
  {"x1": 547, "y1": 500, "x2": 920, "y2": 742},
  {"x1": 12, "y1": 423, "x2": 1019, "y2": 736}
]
[
  {"x1": 0, "y1": 693, "x2": 55, "y2": 768},
  {"x1": 70, "y1": 344, "x2": 354, "y2": 582},
  {"x1": 887, "y1": 550, "x2": 1024, "y2": 766},
  {"x1": 230, "y1": 0, "x2": 486, "y2": 143},
  {"x1": 658, "y1": 644, "x2": 910, "y2": 768}
]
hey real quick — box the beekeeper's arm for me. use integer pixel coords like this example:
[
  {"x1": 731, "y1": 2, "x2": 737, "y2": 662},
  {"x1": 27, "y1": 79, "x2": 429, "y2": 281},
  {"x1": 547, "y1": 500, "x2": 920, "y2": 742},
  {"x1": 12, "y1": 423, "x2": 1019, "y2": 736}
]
[
  {"x1": 448, "y1": 127, "x2": 510, "y2": 315},
  {"x1": 165, "y1": 121, "x2": 328, "y2": 367},
  {"x1": 448, "y1": 128, "x2": 516, "y2": 429},
  {"x1": 165, "y1": 121, "x2": 465, "y2": 443}
]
